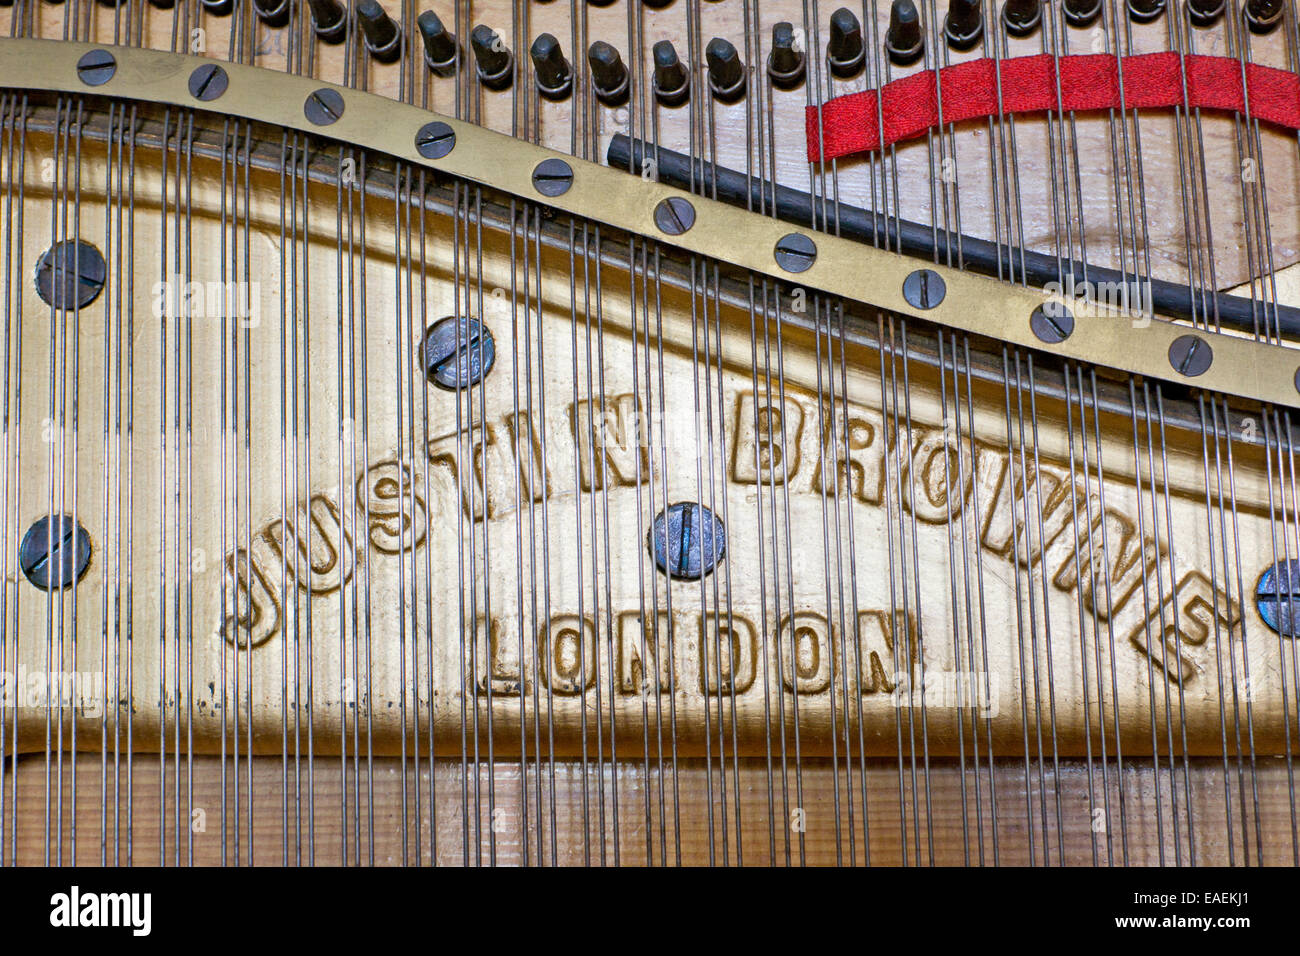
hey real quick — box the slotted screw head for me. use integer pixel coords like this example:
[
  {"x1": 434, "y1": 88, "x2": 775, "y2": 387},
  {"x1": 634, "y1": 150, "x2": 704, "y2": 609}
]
[
  {"x1": 20, "y1": 515, "x2": 92, "y2": 591},
  {"x1": 1168, "y1": 333, "x2": 1212, "y2": 377},
  {"x1": 903, "y1": 269, "x2": 946, "y2": 310},
  {"x1": 76, "y1": 49, "x2": 116, "y2": 86},
  {"x1": 1258, "y1": 559, "x2": 1300, "y2": 637},
  {"x1": 532, "y1": 158, "x2": 573, "y2": 197},
  {"x1": 423, "y1": 317, "x2": 495, "y2": 389},
  {"x1": 35, "y1": 240, "x2": 106, "y2": 311},
  {"x1": 415, "y1": 121, "x2": 456, "y2": 159},
  {"x1": 774, "y1": 233, "x2": 817, "y2": 273},
  {"x1": 653, "y1": 197, "x2": 695, "y2": 236},
  {"x1": 650, "y1": 502, "x2": 726, "y2": 580},
  {"x1": 1030, "y1": 303, "x2": 1074, "y2": 343},
  {"x1": 304, "y1": 88, "x2": 345, "y2": 125},
  {"x1": 188, "y1": 63, "x2": 229, "y2": 101}
]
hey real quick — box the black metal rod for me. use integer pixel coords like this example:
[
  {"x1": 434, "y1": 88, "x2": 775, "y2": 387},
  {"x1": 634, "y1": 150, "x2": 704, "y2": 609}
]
[{"x1": 608, "y1": 133, "x2": 1300, "y2": 339}]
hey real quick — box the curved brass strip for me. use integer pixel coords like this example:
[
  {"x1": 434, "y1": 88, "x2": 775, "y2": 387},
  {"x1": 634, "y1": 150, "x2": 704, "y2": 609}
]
[{"x1": 1, "y1": 37, "x2": 1297, "y2": 408}]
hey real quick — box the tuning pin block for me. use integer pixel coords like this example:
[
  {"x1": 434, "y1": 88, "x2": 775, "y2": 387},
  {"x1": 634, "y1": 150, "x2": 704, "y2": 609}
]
[
  {"x1": 1002, "y1": 0, "x2": 1042, "y2": 35},
  {"x1": 652, "y1": 40, "x2": 690, "y2": 106},
  {"x1": 417, "y1": 10, "x2": 459, "y2": 75},
  {"x1": 945, "y1": 0, "x2": 984, "y2": 49},
  {"x1": 471, "y1": 25, "x2": 514, "y2": 90},
  {"x1": 706, "y1": 37, "x2": 746, "y2": 102},
  {"x1": 768, "y1": 22, "x2": 806, "y2": 89},
  {"x1": 531, "y1": 34, "x2": 573, "y2": 99},
  {"x1": 588, "y1": 41, "x2": 631, "y2": 105},
  {"x1": 357, "y1": 0, "x2": 401, "y2": 62},
  {"x1": 827, "y1": 8, "x2": 866, "y2": 80}
]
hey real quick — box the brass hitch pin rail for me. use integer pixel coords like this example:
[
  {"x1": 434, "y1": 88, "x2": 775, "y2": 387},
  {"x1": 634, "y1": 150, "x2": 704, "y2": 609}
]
[{"x1": 1, "y1": 37, "x2": 1296, "y2": 408}]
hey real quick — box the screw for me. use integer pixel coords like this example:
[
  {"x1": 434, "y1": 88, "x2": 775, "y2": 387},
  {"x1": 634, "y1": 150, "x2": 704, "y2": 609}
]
[
  {"x1": 1126, "y1": 0, "x2": 1166, "y2": 20},
  {"x1": 1186, "y1": 0, "x2": 1225, "y2": 24},
  {"x1": 1002, "y1": 0, "x2": 1042, "y2": 36},
  {"x1": 188, "y1": 63, "x2": 229, "y2": 102},
  {"x1": 827, "y1": 8, "x2": 866, "y2": 79},
  {"x1": 945, "y1": 0, "x2": 985, "y2": 49},
  {"x1": 886, "y1": 0, "x2": 925, "y2": 66},
  {"x1": 415, "y1": 121, "x2": 456, "y2": 159},
  {"x1": 532, "y1": 158, "x2": 574, "y2": 197},
  {"x1": 307, "y1": 0, "x2": 348, "y2": 43},
  {"x1": 902, "y1": 269, "x2": 946, "y2": 310},
  {"x1": 1257, "y1": 560, "x2": 1300, "y2": 637},
  {"x1": 357, "y1": 0, "x2": 402, "y2": 62},
  {"x1": 531, "y1": 33, "x2": 572, "y2": 100},
  {"x1": 1030, "y1": 303, "x2": 1074, "y2": 343},
  {"x1": 767, "y1": 22, "x2": 806, "y2": 90},
  {"x1": 1244, "y1": 0, "x2": 1284, "y2": 32},
  {"x1": 652, "y1": 41, "x2": 690, "y2": 107},
  {"x1": 653, "y1": 197, "x2": 695, "y2": 236},
  {"x1": 76, "y1": 49, "x2": 116, "y2": 86},
  {"x1": 1168, "y1": 334, "x2": 1212, "y2": 377},
  {"x1": 1063, "y1": 0, "x2": 1104, "y2": 25},
  {"x1": 304, "y1": 88, "x2": 345, "y2": 126},
  {"x1": 650, "y1": 502, "x2": 726, "y2": 580},
  {"x1": 417, "y1": 10, "x2": 459, "y2": 76},
  {"x1": 471, "y1": 24, "x2": 514, "y2": 90},
  {"x1": 705, "y1": 37, "x2": 747, "y2": 102},
  {"x1": 19, "y1": 515, "x2": 92, "y2": 591},
  {"x1": 252, "y1": 0, "x2": 291, "y2": 27},
  {"x1": 35, "y1": 240, "x2": 106, "y2": 311},
  {"x1": 774, "y1": 233, "x2": 817, "y2": 273},
  {"x1": 423, "y1": 316, "x2": 495, "y2": 390}
]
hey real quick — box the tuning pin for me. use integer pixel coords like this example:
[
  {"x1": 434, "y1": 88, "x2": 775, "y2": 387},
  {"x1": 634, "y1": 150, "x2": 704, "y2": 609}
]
[
  {"x1": 588, "y1": 42, "x2": 631, "y2": 105},
  {"x1": 199, "y1": 0, "x2": 233, "y2": 15},
  {"x1": 827, "y1": 8, "x2": 866, "y2": 80},
  {"x1": 308, "y1": 0, "x2": 348, "y2": 43},
  {"x1": 1062, "y1": 0, "x2": 1103, "y2": 26},
  {"x1": 471, "y1": 25, "x2": 514, "y2": 90},
  {"x1": 652, "y1": 40, "x2": 690, "y2": 106},
  {"x1": 1002, "y1": 0, "x2": 1042, "y2": 35},
  {"x1": 417, "y1": 10, "x2": 459, "y2": 75},
  {"x1": 531, "y1": 33, "x2": 573, "y2": 99},
  {"x1": 1126, "y1": 0, "x2": 1166, "y2": 20},
  {"x1": 1185, "y1": 0, "x2": 1225, "y2": 24},
  {"x1": 146, "y1": 0, "x2": 176, "y2": 7},
  {"x1": 886, "y1": 0, "x2": 925, "y2": 65},
  {"x1": 767, "y1": 22, "x2": 806, "y2": 89},
  {"x1": 706, "y1": 37, "x2": 746, "y2": 102},
  {"x1": 357, "y1": 0, "x2": 401, "y2": 62},
  {"x1": 945, "y1": 0, "x2": 984, "y2": 48},
  {"x1": 1244, "y1": 0, "x2": 1283, "y2": 31},
  {"x1": 252, "y1": 0, "x2": 290, "y2": 27}
]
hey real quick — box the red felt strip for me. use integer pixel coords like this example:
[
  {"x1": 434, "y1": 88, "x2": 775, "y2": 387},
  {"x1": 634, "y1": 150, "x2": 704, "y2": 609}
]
[{"x1": 806, "y1": 52, "x2": 1300, "y2": 162}]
